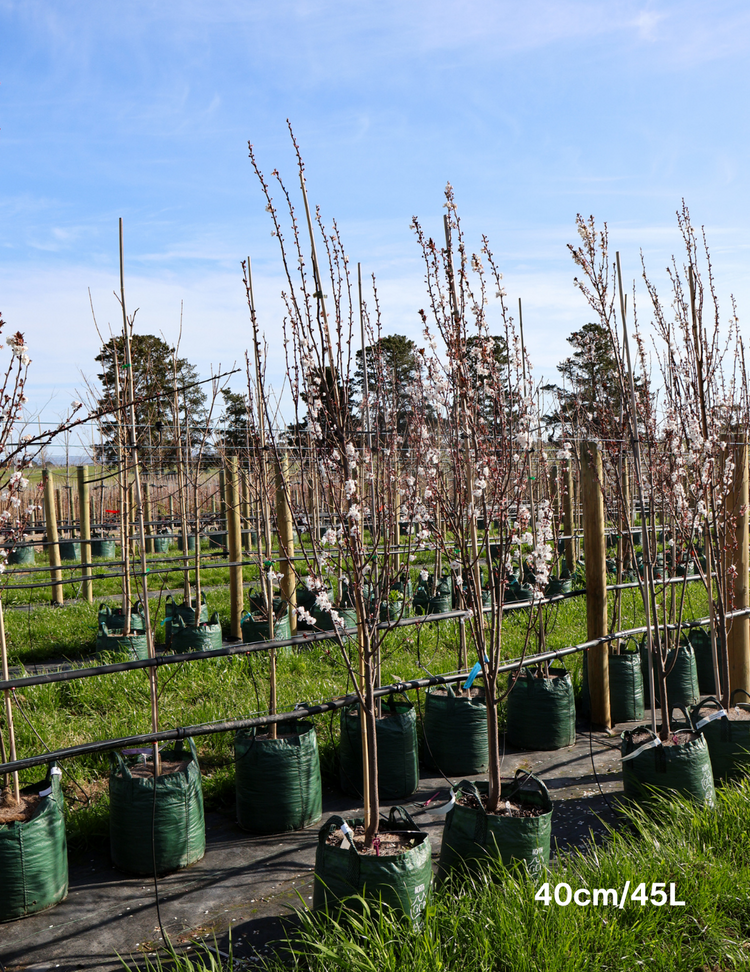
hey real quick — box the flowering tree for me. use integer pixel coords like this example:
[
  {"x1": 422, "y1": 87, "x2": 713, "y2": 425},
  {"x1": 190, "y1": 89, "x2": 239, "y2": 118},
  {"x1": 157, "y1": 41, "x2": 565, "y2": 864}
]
[
  {"x1": 411, "y1": 188, "x2": 555, "y2": 812},
  {"x1": 248, "y1": 135, "x2": 427, "y2": 842},
  {"x1": 568, "y1": 207, "x2": 748, "y2": 734}
]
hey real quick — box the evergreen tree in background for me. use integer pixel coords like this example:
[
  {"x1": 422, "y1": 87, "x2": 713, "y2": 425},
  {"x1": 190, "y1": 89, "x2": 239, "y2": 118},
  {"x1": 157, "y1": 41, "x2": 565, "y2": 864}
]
[
  {"x1": 217, "y1": 388, "x2": 252, "y2": 456},
  {"x1": 544, "y1": 321, "x2": 623, "y2": 436},
  {"x1": 355, "y1": 334, "x2": 420, "y2": 448},
  {"x1": 94, "y1": 334, "x2": 207, "y2": 471}
]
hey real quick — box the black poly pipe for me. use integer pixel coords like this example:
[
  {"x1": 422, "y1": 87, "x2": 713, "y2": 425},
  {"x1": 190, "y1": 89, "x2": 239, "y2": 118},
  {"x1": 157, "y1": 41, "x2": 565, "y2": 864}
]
[{"x1": 5, "y1": 609, "x2": 745, "y2": 776}]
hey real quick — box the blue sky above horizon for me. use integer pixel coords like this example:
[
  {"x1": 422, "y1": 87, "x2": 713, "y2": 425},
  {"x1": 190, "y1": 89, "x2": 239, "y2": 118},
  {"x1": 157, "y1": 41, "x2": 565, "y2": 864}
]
[{"x1": 1, "y1": 0, "x2": 749, "y2": 453}]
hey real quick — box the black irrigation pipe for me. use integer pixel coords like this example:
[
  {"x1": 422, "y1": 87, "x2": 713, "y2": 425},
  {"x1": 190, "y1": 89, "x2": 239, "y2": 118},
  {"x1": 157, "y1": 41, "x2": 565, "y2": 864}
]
[
  {"x1": 0, "y1": 555, "x2": 277, "y2": 591},
  {"x1": 0, "y1": 597, "x2": 586, "y2": 693},
  {"x1": 6, "y1": 608, "x2": 749, "y2": 776},
  {"x1": 0, "y1": 609, "x2": 473, "y2": 693}
]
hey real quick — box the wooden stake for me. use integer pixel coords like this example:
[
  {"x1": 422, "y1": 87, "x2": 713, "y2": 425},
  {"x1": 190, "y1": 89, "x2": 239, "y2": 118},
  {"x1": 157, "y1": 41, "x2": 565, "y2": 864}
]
[
  {"x1": 226, "y1": 457, "x2": 244, "y2": 641},
  {"x1": 143, "y1": 480, "x2": 153, "y2": 554},
  {"x1": 728, "y1": 431, "x2": 750, "y2": 698},
  {"x1": 78, "y1": 466, "x2": 93, "y2": 604},
  {"x1": 563, "y1": 459, "x2": 575, "y2": 572},
  {"x1": 581, "y1": 440, "x2": 610, "y2": 729},
  {"x1": 0, "y1": 598, "x2": 20, "y2": 804},
  {"x1": 276, "y1": 452, "x2": 297, "y2": 637},
  {"x1": 43, "y1": 469, "x2": 64, "y2": 605}
]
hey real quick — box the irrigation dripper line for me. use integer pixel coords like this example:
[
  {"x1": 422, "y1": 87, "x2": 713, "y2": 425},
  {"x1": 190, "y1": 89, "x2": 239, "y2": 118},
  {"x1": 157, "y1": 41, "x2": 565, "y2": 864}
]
[
  {"x1": 6, "y1": 608, "x2": 749, "y2": 776},
  {"x1": 0, "y1": 609, "x2": 474, "y2": 692}
]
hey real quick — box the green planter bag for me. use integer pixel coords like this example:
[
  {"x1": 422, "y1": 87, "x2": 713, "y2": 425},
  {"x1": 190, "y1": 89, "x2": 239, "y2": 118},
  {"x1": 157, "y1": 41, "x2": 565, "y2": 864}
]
[
  {"x1": 98, "y1": 602, "x2": 146, "y2": 634},
  {"x1": 506, "y1": 666, "x2": 576, "y2": 750},
  {"x1": 0, "y1": 767, "x2": 68, "y2": 922},
  {"x1": 235, "y1": 721, "x2": 322, "y2": 833},
  {"x1": 241, "y1": 608, "x2": 291, "y2": 644},
  {"x1": 313, "y1": 806, "x2": 431, "y2": 920},
  {"x1": 621, "y1": 725, "x2": 715, "y2": 807},
  {"x1": 608, "y1": 651, "x2": 645, "y2": 723},
  {"x1": 380, "y1": 597, "x2": 405, "y2": 621},
  {"x1": 90, "y1": 538, "x2": 116, "y2": 559},
  {"x1": 640, "y1": 640, "x2": 699, "y2": 708},
  {"x1": 165, "y1": 594, "x2": 208, "y2": 648},
  {"x1": 7, "y1": 544, "x2": 34, "y2": 566},
  {"x1": 177, "y1": 535, "x2": 196, "y2": 552},
  {"x1": 339, "y1": 699, "x2": 419, "y2": 800},
  {"x1": 691, "y1": 693, "x2": 750, "y2": 784},
  {"x1": 582, "y1": 649, "x2": 644, "y2": 724},
  {"x1": 313, "y1": 605, "x2": 357, "y2": 632},
  {"x1": 109, "y1": 738, "x2": 205, "y2": 875},
  {"x1": 437, "y1": 774, "x2": 552, "y2": 883},
  {"x1": 58, "y1": 540, "x2": 80, "y2": 562},
  {"x1": 170, "y1": 612, "x2": 223, "y2": 653},
  {"x1": 96, "y1": 622, "x2": 149, "y2": 660},
  {"x1": 153, "y1": 536, "x2": 170, "y2": 553},
  {"x1": 686, "y1": 627, "x2": 717, "y2": 695},
  {"x1": 544, "y1": 577, "x2": 572, "y2": 598},
  {"x1": 413, "y1": 582, "x2": 430, "y2": 615},
  {"x1": 422, "y1": 685, "x2": 488, "y2": 776}
]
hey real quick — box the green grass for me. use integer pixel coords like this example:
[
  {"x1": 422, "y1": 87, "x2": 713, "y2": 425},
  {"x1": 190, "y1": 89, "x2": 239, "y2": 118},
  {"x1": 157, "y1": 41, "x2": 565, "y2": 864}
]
[
  {"x1": 115, "y1": 782, "x2": 750, "y2": 972},
  {"x1": 3, "y1": 543, "x2": 712, "y2": 858},
  {"x1": 260, "y1": 782, "x2": 750, "y2": 972}
]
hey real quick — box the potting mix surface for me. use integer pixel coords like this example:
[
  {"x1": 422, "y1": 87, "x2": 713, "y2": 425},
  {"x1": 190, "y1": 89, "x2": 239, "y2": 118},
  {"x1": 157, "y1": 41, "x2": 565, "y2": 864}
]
[{"x1": 0, "y1": 790, "x2": 40, "y2": 824}]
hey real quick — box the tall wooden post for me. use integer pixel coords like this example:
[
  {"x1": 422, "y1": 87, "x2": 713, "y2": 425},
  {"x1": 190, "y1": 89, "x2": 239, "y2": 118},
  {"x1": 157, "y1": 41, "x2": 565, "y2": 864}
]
[
  {"x1": 0, "y1": 599, "x2": 20, "y2": 803},
  {"x1": 563, "y1": 459, "x2": 575, "y2": 572},
  {"x1": 276, "y1": 452, "x2": 297, "y2": 637},
  {"x1": 77, "y1": 465, "x2": 93, "y2": 604},
  {"x1": 55, "y1": 487, "x2": 63, "y2": 537},
  {"x1": 219, "y1": 467, "x2": 227, "y2": 541},
  {"x1": 43, "y1": 470, "x2": 64, "y2": 606},
  {"x1": 225, "y1": 457, "x2": 243, "y2": 640},
  {"x1": 728, "y1": 432, "x2": 750, "y2": 698},
  {"x1": 581, "y1": 440, "x2": 610, "y2": 728},
  {"x1": 143, "y1": 481, "x2": 154, "y2": 554}
]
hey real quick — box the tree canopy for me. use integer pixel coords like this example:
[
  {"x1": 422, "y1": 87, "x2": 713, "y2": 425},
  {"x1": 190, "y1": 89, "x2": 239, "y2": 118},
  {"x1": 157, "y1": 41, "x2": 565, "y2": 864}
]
[{"x1": 94, "y1": 334, "x2": 207, "y2": 471}]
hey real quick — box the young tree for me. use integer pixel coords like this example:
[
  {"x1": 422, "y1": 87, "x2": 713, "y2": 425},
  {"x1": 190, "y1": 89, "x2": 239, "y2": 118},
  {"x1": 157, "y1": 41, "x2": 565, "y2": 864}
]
[
  {"x1": 248, "y1": 136, "x2": 426, "y2": 844},
  {"x1": 411, "y1": 187, "x2": 542, "y2": 812},
  {"x1": 568, "y1": 207, "x2": 749, "y2": 735}
]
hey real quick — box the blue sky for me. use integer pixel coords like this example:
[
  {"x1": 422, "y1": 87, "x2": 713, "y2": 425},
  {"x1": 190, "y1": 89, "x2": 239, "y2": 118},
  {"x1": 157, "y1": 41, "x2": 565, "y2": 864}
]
[{"x1": 1, "y1": 0, "x2": 749, "y2": 451}]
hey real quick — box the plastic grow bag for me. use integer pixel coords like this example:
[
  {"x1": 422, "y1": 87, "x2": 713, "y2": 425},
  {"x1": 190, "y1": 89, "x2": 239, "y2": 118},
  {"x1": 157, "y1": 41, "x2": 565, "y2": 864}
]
[
  {"x1": 153, "y1": 536, "x2": 170, "y2": 553},
  {"x1": 109, "y1": 738, "x2": 205, "y2": 875},
  {"x1": 235, "y1": 721, "x2": 322, "y2": 833},
  {"x1": 90, "y1": 538, "x2": 116, "y2": 559},
  {"x1": 691, "y1": 693, "x2": 750, "y2": 783},
  {"x1": 312, "y1": 806, "x2": 431, "y2": 920},
  {"x1": 339, "y1": 699, "x2": 419, "y2": 800},
  {"x1": 506, "y1": 666, "x2": 576, "y2": 750},
  {"x1": 7, "y1": 544, "x2": 34, "y2": 566},
  {"x1": 58, "y1": 541, "x2": 80, "y2": 562},
  {"x1": 621, "y1": 725, "x2": 715, "y2": 807},
  {"x1": 437, "y1": 773, "x2": 552, "y2": 882},
  {"x1": 165, "y1": 594, "x2": 208, "y2": 647},
  {"x1": 0, "y1": 767, "x2": 68, "y2": 922},
  {"x1": 609, "y1": 651, "x2": 646, "y2": 723},
  {"x1": 422, "y1": 685, "x2": 488, "y2": 776},
  {"x1": 170, "y1": 612, "x2": 222, "y2": 653},
  {"x1": 640, "y1": 639, "x2": 699, "y2": 708},
  {"x1": 98, "y1": 602, "x2": 146, "y2": 633},
  {"x1": 582, "y1": 649, "x2": 644, "y2": 724},
  {"x1": 96, "y1": 622, "x2": 149, "y2": 660},
  {"x1": 686, "y1": 627, "x2": 717, "y2": 695},
  {"x1": 241, "y1": 608, "x2": 291, "y2": 644}
]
